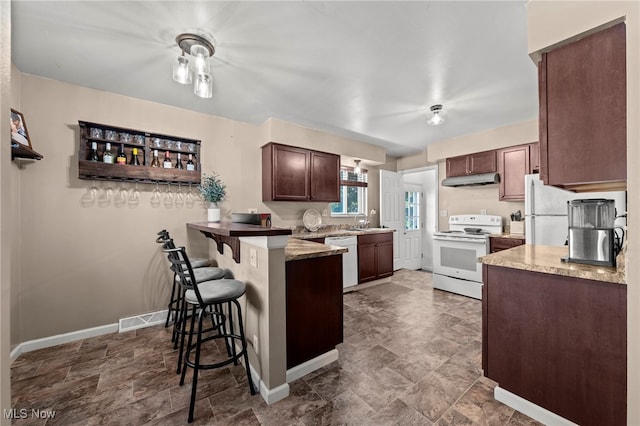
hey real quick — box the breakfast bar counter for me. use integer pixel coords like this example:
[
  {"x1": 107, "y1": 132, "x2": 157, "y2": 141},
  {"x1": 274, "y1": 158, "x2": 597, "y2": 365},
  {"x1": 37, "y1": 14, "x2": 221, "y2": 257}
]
[{"x1": 480, "y1": 244, "x2": 625, "y2": 284}]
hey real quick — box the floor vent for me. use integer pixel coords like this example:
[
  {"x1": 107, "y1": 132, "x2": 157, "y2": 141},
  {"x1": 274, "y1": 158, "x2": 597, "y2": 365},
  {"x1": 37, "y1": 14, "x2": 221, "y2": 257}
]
[{"x1": 118, "y1": 310, "x2": 168, "y2": 333}]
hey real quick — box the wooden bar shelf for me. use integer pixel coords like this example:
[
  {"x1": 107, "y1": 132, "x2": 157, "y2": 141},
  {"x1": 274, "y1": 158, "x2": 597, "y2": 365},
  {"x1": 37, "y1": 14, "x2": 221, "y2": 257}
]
[{"x1": 78, "y1": 120, "x2": 201, "y2": 184}]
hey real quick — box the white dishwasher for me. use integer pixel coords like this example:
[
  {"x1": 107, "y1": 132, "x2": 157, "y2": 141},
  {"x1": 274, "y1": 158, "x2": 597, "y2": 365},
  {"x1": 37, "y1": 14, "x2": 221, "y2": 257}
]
[{"x1": 324, "y1": 236, "x2": 358, "y2": 288}]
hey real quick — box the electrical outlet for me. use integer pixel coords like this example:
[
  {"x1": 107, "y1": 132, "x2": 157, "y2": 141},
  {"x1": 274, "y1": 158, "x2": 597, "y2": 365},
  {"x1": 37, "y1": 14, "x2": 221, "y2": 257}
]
[
  {"x1": 253, "y1": 335, "x2": 259, "y2": 355},
  {"x1": 322, "y1": 209, "x2": 328, "y2": 217},
  {"x1": 248, "y1": 208, "x2": 258, "y2": 213},
  {"x1": 440, "y1": 210, "x2": 448, "y2": 217},
  {"x1": 481, "y1": 209, "x2": 487, "y2": 215},
  {"x1": 249, "y1": 248, "x2": 257, "y2": 268}
]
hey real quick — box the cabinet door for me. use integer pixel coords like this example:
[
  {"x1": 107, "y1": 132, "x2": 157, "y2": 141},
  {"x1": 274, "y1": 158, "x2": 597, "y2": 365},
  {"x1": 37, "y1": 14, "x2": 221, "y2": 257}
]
[
  {"x1": 357, "y1": 243, "x2": 377, "y2": 283},
  {"x1": 376, "y1": 241, "x2": 394, "y2": 278},
  {"x1": 446, "y1": 155, "x2": 468, "y2": 177},
  {"x1": 540, "y1": 23, "x2": 626, "y2": 189},
  {"x1": 498, "y1": 145, "x2": 530, "y2": 201},
  {"x1": 468, "y1": 150, "x2": 497, "y2": 174},
  {"x1": 271, "y1": 145, "x2": 309, "y2": 201},
  {"x1": 309, "y1": 151, "x2": 340, "y2": 202}
]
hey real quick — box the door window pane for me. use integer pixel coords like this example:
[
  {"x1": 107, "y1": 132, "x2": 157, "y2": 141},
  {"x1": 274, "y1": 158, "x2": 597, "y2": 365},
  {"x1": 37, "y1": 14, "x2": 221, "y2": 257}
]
[{"x1": 405, "y1": 191, "x2": 420, "y2": 230}]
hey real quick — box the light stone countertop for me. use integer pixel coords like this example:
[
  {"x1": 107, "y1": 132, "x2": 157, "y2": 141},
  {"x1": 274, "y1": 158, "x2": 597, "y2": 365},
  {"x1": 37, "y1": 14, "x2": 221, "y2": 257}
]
[
  {"x1": 489, "y1": 233, "x2": 526, "y2": 240},
  {"x1": 285, "y1": 238, "x2": 347, "y2": 262},
  {"x1": 480, "y1": 244, "x2": 626, "y2": 285},
  {"x1": 291, "y1": 227, "x2": 395, "y2": 240}
]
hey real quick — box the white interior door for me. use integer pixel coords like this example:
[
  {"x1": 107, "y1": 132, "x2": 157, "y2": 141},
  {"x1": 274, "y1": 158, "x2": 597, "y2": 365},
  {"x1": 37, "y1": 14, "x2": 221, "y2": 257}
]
[
  {"x1": 380, "y1": 170, "x2": 403, "y2": 270},
  {"x1": 402, "y1": 183, "x2": 423, "y2": 270}
]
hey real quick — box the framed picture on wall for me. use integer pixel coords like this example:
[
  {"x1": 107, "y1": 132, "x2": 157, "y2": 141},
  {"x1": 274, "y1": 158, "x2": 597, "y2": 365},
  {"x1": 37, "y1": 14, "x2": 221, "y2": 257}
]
[{"x1": 10, "y1": 109, "x2": 32, "y2": 148}]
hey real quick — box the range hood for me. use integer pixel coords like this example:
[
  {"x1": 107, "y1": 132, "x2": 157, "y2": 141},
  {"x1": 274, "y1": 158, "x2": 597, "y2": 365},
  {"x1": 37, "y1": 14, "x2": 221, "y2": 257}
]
[{"x1": 441, "y1": 172, "x2": 500, "y2": 187}]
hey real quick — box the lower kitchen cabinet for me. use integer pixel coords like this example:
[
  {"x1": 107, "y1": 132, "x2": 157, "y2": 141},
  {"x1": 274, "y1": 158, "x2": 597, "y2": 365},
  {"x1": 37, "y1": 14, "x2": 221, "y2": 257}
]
[
  {"x1": 286, "y1": 254, "x2": 343, "y2": 369},
  {"x1": 482, "y1": 264, "x2": 626, "y2": 425},
  {"x1": 489, "y1": 236, "x2": 525, "y2": 253},
  {"x1": 357, "y1": 233, "x2": 393, "y2": 283}
]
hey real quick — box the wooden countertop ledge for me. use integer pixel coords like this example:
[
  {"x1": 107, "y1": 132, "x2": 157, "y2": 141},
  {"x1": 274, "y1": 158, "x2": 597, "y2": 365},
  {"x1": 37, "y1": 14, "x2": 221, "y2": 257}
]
[{"x1": 480, "y1": 244, "x2": 626, "y2": 285}]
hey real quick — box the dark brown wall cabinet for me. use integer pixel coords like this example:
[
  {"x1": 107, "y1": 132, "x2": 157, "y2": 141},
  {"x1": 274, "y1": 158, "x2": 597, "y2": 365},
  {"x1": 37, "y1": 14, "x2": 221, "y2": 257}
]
[
  {"x1": 497, "y1": 142, "x2": 539, "y2": 201},
  {"x1": 262, "y1": 143, "x2": 340, "y2": 202},
  {"x1": 488, "y1": 236, "x2": 525, "y2": 253},
  {"x1": 483, "y1": 265, "x2": 626, "y2": 425},
  {"x1": 539, "y1": 22, "x2": 626, "y2": 191},
  {"x1": 446, "y1": 150, "x2": 497, "y2": 178},
  {"x1": 286, "y1": 254, "x2": 343, "y2": 368},
  {"x1": 78, "y1": 121, "x2": 201, "y2": 184},
  {"x1": 357, "y1": 232, "x2": 393, "y2": 283}
]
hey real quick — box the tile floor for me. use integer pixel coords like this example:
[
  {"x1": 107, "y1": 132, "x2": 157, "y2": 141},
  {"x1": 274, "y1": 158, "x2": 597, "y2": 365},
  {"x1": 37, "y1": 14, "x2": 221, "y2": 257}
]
[{"x1": 10, "y1": 269, "x2": 542, "y2": 425}]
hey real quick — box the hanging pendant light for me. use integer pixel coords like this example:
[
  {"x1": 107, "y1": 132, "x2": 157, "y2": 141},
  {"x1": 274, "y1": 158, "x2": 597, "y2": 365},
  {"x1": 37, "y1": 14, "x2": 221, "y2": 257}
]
[
  {"x1": 173, "y1": 33, "x2": 215, "y2": 98},
  {"x1": 427, "y1": 104, "x2": 447, "y2": 125},
  {"x1": 354, "y1": 160, "x2": 362, "y2": 174}
]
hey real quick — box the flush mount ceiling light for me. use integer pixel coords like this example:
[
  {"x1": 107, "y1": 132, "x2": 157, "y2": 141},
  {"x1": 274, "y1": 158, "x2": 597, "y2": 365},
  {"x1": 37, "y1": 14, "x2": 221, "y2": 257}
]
[
  {"x1": 172, "y1": 33, "x2": 215, "y2": 99},
  {"x1": 427, "y1": 104, "x2": 447, "y2": 125},
  {"x1": 354, "y1": 159, "x2": 362, "y2": 174}
]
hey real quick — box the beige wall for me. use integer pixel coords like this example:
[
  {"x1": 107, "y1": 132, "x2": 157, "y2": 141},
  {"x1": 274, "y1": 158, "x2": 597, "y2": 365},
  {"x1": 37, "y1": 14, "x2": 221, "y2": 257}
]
[
  {"x1": 396, "y1": 120, "x2": 536, "y2": 231},
  {"x1": 12, "y1": 72, "x2": 386, "y2": 344},
  {"x1": 527, "y1": 1, "x2": 639, "y2": 422},
  {"x1": 1, "y1": 1, "x2": 12, "y2": 421}
]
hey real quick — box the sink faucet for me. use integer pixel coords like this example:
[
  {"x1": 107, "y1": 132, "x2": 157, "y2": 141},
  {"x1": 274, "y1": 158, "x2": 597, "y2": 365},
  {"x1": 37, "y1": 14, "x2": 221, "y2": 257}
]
[{"x1": 353, "y1": 213, "x2": 369, "y2": 229}]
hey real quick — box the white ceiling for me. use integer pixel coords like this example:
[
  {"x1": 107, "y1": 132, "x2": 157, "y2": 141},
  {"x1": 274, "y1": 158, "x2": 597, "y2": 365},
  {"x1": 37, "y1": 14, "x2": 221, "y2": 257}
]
[{"x1": 11, "y1": 1, "x2": 538, "y2": 158}]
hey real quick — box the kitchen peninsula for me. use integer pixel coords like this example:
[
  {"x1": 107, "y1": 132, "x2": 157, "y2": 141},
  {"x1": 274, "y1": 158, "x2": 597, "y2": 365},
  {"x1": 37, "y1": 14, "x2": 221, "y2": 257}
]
[
  {"x1": 481, "y1": 245, "x2": 626, "y2": 425},
  {"x1": 186, "y1": 221, "x2": 347, "y2": 405}
]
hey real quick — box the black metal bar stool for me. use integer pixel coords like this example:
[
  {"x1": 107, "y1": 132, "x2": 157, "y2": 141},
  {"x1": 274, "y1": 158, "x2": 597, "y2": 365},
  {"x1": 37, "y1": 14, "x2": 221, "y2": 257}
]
[
  {"x1": 159, "y1": 237, "x2": 228, "y2": 375},
  {"x1": 164, "y1": 245, "x2": 255, "y2": 423},
  {"x1": 156, "y1": 230, "x2": 216, "y2": 330}
]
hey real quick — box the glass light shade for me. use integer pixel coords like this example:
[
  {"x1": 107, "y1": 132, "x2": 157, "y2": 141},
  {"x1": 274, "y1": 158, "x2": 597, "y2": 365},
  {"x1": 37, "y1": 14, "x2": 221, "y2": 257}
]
[
  {"x1": 427, "y1": 105, "x2": 447, "y2": 125},
  {"x1": 354, "y1": 160, "x2": 361, "y2": 174},
  {"x1": 194, "y1": 73, "x2": 213, "y2": 98},
  {"x1": 172, "y1": 55, "x2": 192, "y2": 84},
  {"x1": 189, "y1": 44, "x2": 210, "y2": 75}
]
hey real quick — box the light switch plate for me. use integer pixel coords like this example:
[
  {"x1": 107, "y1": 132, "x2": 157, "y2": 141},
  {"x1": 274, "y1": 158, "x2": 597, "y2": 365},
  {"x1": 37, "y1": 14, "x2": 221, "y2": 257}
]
[
  {"x1": 440, "y1": 210, "x2": 448, "y2": 217},
  {"x1": 249, "y1": 248, "x2": 257, "y2": 268}
]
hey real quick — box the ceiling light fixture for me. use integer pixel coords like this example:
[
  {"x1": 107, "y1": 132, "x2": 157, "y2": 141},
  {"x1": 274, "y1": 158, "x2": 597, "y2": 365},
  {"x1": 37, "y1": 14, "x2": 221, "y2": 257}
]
[
  {"x1": 427, "y1": 104, "x2": 447, "y2": 126},
  {"x1": 173, "y1": 33, "x2": 215, "y2": 99},
  {"x1": 354, "y1": 160, "x2": 362, "y2": 174}
]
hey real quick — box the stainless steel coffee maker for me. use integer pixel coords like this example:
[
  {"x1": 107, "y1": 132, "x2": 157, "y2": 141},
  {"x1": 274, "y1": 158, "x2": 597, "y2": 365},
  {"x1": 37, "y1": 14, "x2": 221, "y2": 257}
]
[{"x1": 566, "y1": 199, "x2": 618, "y2": 267}]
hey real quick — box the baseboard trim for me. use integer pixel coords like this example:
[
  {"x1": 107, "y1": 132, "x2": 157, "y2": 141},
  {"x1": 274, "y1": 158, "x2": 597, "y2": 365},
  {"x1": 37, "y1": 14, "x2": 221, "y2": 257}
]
[
  {"x1": 343, "y1": 276, "x2": 392, "y2": 293},
  {"x1": 494, "y1": 386, "x2": 578, "y2": 426},
  {"x1": 248, "y1": 363, "x2": 290, "y2": 405},
  {"x1": 286, "y1": 349, "x2": 339, "y2": 383},
  {"x1": 10, "y1": 323, "x2": 118, "y2": 363}
]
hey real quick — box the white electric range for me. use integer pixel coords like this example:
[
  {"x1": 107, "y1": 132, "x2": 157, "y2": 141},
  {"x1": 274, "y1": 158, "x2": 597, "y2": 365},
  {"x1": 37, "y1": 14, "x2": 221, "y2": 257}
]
[{"x1": 432, "y1": 214, "x2": 503, "y2": 299}]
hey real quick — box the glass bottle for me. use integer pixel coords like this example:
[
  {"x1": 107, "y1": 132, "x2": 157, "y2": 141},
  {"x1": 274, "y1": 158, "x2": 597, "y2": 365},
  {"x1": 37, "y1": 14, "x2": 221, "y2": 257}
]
[
  {"x1": 163, "y1": 151, "x2": 172, "y2": 169},
  {"x1": 88, "y1": 141, "x2": 99, "y2": 162},
  {"x1": 150, "y1": 149, "x2": 160, "y2": 167},
  {"x1": 116, "y1": 143, "x2": 127, "y2": 165},
  {"x1": 130, "y1": 147, "x2": 141, "y2": 165},
  {"x1": 103, "y1": 142, "x2": 115, "y2": 164},
  {"x1": 186, "y1": 154, "x2": 196, "y2": 171},
  {"x1": 175, "y1": 153, "x2": 183, "y2": 169}
]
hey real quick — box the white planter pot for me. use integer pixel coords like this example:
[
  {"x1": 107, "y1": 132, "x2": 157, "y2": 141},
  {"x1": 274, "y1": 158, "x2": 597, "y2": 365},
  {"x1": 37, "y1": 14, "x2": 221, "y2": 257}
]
[{"x1": 207, "y1": 204, "x2": 221, "y2": 222}]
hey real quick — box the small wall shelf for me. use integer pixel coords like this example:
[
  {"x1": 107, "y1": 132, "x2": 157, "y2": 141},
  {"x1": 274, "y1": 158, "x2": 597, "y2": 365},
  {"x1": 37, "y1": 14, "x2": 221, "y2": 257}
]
[{"x1": 11, "y1": 143, "x2": 43, "y2": 161}]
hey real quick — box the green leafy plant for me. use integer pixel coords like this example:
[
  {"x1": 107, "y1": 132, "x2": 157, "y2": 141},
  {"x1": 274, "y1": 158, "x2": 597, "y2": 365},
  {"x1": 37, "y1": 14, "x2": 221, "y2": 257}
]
[{"x1": 198, "y1": 173, "x2": 226, "y2": 204}]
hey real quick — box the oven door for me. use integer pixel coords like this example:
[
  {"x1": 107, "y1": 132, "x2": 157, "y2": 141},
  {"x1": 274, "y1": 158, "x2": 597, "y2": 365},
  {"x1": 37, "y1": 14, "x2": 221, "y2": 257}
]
[{"x1": 433, "y1": 235, "x2": 487, "y2": 282}]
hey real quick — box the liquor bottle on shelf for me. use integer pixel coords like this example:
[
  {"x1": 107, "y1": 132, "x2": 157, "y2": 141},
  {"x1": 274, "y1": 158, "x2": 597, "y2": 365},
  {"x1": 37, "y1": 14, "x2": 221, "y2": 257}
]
[
  {"x1": 186, "y1": 154, "x2": 196, "y2": 171},
  {"x1": 116, "y1": 144, "x2": 127, "y2": 165},
  {"x1": 175, "y1": 153, "x2": 183, "y2": 169},
  {"x1": 163, "y1": 151, "x2": 172, "y2": 168},
  {"x1": 103, "y1": 143, "x2": 115, "y2": 164},
  {"x1": 88, "y1": 141, "x2": 99, "y2": 162},
  {"x1": 130, "y1": 148, "x2": 141, "y2": 166},
  {"x1": 150, "y1": 149, "x2": 160, "y2": 167}
]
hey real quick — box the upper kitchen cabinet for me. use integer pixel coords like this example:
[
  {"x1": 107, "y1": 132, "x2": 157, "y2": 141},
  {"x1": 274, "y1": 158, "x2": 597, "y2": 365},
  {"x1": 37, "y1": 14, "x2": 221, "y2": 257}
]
[
  {"x1": 262, "y1": 142, "x2": 340, "y2": 202},
  {"x1": 446, "y1": 150, "x2": 497, "y2": 177},
  {"x1": 497, "y1": 143, "x2": 538, "y2": 201},
  {"x1": 539, "y1": 22, "x2": 626, "y2": 191}
]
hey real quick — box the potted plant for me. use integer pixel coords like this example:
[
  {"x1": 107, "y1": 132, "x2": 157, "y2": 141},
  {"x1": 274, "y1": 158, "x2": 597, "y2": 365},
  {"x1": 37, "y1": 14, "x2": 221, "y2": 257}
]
[{"x1": 198, "y1": 172, "x2": 226, "y2": 222}]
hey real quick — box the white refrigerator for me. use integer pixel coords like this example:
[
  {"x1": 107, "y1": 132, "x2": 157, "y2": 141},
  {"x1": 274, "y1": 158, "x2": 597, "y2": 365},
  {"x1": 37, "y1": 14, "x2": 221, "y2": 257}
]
[{"x1": 524, "y1": 174, "x2": 627, "y2": 246}]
